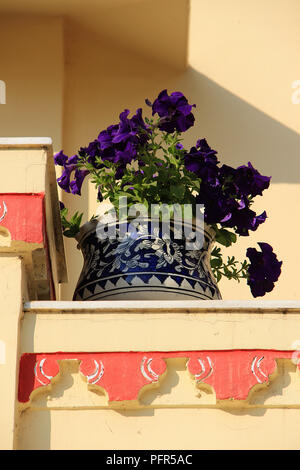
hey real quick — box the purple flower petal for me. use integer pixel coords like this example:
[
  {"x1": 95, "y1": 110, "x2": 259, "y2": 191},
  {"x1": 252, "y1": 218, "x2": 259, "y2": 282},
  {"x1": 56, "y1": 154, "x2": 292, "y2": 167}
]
[
  {"x1": 246, "y1": 243, "x2": 282, "y2": 297},
  {"x1": 151, "y1": 89, "x2": 195, "y2": 133},
  {"x1": 54, "y1": 150, "x2": 68, "y2": 166}
]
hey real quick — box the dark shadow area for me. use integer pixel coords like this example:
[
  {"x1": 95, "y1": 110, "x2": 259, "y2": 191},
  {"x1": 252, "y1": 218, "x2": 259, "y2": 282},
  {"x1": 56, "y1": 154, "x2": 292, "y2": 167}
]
[
  {"x1": 140, "y1": 358, "x2": 185, "y2": 405},
  {"x1": 220, "y1": 406, "x2": 267, "y2": 417},
  {"x1": 172, "y1": 67, "x2": 300, "y2": 183},
  {"x1": 116, "y1": 409, "x2": 154, "y2": 417},
  {"x1": 248, "y1": 359, "x2": 294, "y2": 405},
  {"x1": 16, "y1": 408, "x2": 51, "y2": 450},
  {"x1": 32, "y1": 360, "x2": 78, "y2": 407}
]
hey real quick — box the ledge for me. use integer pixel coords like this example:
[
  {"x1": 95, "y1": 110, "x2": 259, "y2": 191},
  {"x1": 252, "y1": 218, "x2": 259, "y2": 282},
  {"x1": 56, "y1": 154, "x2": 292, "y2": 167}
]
[
  {"x1": 0, "y1": 137, "x2": 52, "y2": 148},
  {"x1": 23, "y1": 299, "x2": 300, "y2": 313},
  {"x1": 20, "y1": 300, "x2": 300, "y2": 353},
  {"x1": 18, "y1": 300, "x2": 300, "y2": 410}
]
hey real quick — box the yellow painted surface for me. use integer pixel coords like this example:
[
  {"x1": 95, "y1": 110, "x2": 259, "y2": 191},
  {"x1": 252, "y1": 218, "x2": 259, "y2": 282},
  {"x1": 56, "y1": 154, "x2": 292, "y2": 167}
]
[
  {"x1": 0, "y1": 144, "x2": 67, "y2": 297},
  {"x1": 0, "y1": 3, "x2": 299, "y2": 300},
  {"x1": 186, "y1": 0, "x2": 300, "y2": 301},
  {"x1": 14, "y1": 302, "x2": 300, "y2": 449},
  {"x1": 60, "y1": 0, "x2": 300, "y2": 300},
  {"x1": 0, "y1": 16, "x2": 64, "y2": 152},
  {"x1": 16, "y1": 408, "x2": 300, "y2": 450},
  {"x1": 0, "y1": 0, "x2": 300, "y2": 451},
  {"x1": 20, "y1": 307, "x2": 300, "y2": 353},
  {"x1": 0, "y1": 256, "x2": 26, "y2": 449}
]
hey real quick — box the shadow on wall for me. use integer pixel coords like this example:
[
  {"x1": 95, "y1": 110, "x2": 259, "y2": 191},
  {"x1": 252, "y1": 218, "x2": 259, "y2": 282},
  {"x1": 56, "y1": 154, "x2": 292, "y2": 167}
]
[
  {"x1": 172, "y1": 67, "x2": 300, "y2": 184},
  {"x1": 16, "y1": 409, "x2": 51, "y2": 450}
]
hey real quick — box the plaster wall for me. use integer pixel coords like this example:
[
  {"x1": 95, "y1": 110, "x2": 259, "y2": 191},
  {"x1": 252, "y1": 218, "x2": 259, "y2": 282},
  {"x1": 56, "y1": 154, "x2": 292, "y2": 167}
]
[
  {"x1": 0, "y1": 3, "x2": 299, "y2": 302},
  {"x1": 16, "y1": 408, "x2": 300, "y2": 450},
  {"x1": 14, "y1": 302, "x2": 300, "y2": 450},
  {"x1": 185, "y1": 0, "x2": 300, "y2": 300},
  {"x1": 0, "y1": 16, "x2": 64, "y2": 151},
  {"x1": 0, "y1": 3, "x2": 300, "y2": 451},
  {"x1": 61, "y1": 0, "x2": 300, "y2": 301},
  {"x1": 0, "y1": 256, "x2": 25, "y2": 449}
]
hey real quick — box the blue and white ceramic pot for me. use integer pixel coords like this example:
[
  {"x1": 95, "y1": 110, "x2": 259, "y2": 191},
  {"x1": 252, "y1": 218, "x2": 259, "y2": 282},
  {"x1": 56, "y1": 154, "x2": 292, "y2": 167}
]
[{"x1": 73, "y1": 216, "x2": 222, "y2": 301}]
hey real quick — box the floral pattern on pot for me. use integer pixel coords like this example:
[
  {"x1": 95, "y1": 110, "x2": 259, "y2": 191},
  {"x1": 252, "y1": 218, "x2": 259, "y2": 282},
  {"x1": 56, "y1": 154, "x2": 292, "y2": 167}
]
[{"x1": 73, "y1": 218, "x2": 222, "y2": 301}]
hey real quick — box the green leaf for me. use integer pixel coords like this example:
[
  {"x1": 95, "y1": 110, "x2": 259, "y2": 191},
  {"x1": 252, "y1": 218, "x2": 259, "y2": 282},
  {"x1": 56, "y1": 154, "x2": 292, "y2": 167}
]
[
  {"x1": 210, "y1": 258, "x2": 223, "y2": 269},
  {"x1": 62, "y1": 227, "x2": 80, "y2": 238},
  {"x1": 215, "y1": 228, "x2": 237, "y2": 247},
  {"x1": 170, "y1": 184, "x2": 185, "y2": 202}
]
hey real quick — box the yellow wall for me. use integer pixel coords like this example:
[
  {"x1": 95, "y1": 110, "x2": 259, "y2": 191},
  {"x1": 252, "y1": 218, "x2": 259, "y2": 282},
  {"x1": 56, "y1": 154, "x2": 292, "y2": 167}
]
[
  {"x1": 61, "y1": 0, "x2": 300, "y2": 300},
  {"x1": 0, "y1": 256, "x2": 25, "y2": 450},
  {"x1": 1, "y1": 2, "x2": 300, "y2": 451},
  {"x1": 185, "y1": 0, "x2": 300, "y2": 300},
  {"x1": 0, "y1": 2, "x2": 299, "y2": 301},
  {"x1": 0, "y1": 16, "x2": 64, "y2": 150},
  {"x1": 16, "y1": 408, "x2": 300, "y2": 450}
]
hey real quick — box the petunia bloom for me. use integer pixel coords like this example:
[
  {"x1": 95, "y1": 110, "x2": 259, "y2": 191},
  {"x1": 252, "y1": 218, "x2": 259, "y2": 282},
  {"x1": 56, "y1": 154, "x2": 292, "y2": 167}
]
[
  {"x1": 222, "y1": 207, "x2": 267, "y2": 236},
  {"x1": 56, "y1": 166, "x2": 72, "y2": 193},
  {"x1": 54, "y1": 150, "x2": 68, "y2": 166},
  {"x1": 246, "y1": 243, "x2": 282, "y2": 297},
  {"x1": 151, "y1": 89, "x2": 196, "y2": 133},
  {"x1": 56, "y1": 154, "x2": 84, "y2": 194},
  {"x1": 184, "y1": 139, "x2": 220, "y2": 186},
  {"x1": 70, "y1": 169, "x2": 90, "y2": 195},
  {"x1": 86, "y1": 109, "x2": 150, "y2": 170},
  {"x1": 235, "y1": 162, "x2": 271, "y2": 198}
]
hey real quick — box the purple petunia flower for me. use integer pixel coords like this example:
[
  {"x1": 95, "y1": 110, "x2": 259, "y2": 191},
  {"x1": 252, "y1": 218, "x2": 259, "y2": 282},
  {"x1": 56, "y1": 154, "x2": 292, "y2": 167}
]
[
  {"x1": 246, "y1": 243, "x2": 282, "y2": 297},
  {"x1": 196, "y1": 187, "x2": 239, "y2": 225},
  {"x1": 184, "y1": 139, "x2": 220, "y2": 186},
  {"x1": 196, "y1": 138, "x2": 218, "y2": 157},
  {"x1": 56, "y1": 154, "x2": 86, "y2": 194},
  {"x1": 54, "y1": 150, "x2": 68, "y2": 166},
  {"x1": 151, "y1": 89, "x2": 196, "y2": 133},
  {"x1": 115, "y1": 164, "x2": 127, "y2": 179},
  {"x1": 56, "y1": 166, "x2": 72, "y2": 193},
  {"x1": 67, "y1": 154, "x2": 79, "y2": 168},
  {"x1": 70, "y1": 169, "x2": 90, "y2": 196},
  {"x1": 86, "y1": 108, "x2": 149, "y2": 171},
  {"x1": 222, "y1": 205, "x2": 267, "y2": 236},
  {"x1": 175, "y1": 143, "x2": 184, "y2": 150},
  {"x1": 235, "y1": 162, "x2": 271, "y2": 198}
]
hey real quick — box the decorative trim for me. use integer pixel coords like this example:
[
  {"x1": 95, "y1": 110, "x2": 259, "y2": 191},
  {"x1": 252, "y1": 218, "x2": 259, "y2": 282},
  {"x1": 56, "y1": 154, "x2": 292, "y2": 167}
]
[
  {"x1": 0, "y1": 201, "x2": 7, "y2": 222},
  {"x1": 0, "y1": 193, "x2": 45, "y2": 244},
  {"x1": 18, "y1": 350, "x2": 299, "y2": 404}
]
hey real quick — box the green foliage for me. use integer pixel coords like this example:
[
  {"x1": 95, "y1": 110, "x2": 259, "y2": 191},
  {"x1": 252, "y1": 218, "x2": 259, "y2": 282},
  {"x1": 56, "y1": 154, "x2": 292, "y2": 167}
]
[
  {"x1": 76, "y1": 122, "x2": 201, "y2": 217},
  {"x1": 210, "y1": 246, "x2": 249, "y2": 283},
  {"x1": 60, "y1": 119, "x2": 252, "y2": 285},
  {"x1": 60, "y1": 207, "x2": 83, "y2": 238},
  {"x1": 212, "y1": 226, "x2": 237, "y2": 247}
]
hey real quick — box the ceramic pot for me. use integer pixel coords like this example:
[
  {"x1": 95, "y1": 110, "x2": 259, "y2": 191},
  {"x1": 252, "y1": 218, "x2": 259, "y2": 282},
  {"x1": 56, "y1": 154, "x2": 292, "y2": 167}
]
[{"x1": 73, "y1": 216, "x2": 222, "y2": 301}]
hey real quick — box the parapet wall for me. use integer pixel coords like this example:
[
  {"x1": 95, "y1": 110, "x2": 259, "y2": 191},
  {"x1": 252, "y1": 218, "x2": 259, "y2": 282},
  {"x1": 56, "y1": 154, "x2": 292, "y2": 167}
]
[
  {"x1": 0, "y1": 141, "x2": 300, "y2": 450},
  {"x1": 10, "y1": 300, "x2": 300, "y2": 449}
]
